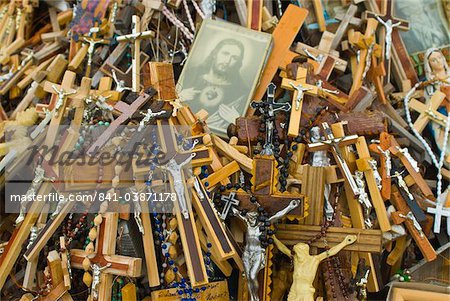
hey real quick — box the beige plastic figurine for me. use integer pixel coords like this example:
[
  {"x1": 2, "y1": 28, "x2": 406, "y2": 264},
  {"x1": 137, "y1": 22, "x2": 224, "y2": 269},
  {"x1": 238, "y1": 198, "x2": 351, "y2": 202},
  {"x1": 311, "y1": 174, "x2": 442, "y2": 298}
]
[{"x1": 273, "y1": 235, "x2": 357, "y2": 301}]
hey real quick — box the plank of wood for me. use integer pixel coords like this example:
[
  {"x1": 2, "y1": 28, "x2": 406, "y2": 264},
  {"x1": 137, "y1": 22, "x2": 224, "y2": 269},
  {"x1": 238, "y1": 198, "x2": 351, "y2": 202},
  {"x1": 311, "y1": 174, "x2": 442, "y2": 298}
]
[
  {"x1": 276, "y1": 224, "x2": 382, "y2": 252},
  {"x1": 249, "y1": 4, "x2": 308, "y2": 113},
  {"x1": 300, "y1": 165, "x2": 325, "y2": 226}
]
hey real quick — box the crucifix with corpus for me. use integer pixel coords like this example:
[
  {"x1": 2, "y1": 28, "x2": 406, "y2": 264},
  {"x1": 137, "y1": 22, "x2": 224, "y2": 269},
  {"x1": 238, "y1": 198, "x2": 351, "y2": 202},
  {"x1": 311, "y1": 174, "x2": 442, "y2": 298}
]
[
  {"x1": 116, "y1": 15, "x2": 155, "y2": 92},
  {"x1": 251, "y1": 82, "x2": 291, "y2": 155},
  {"x1": 281, "y1": 66, "x2": 318, "y2": 138},
  {"x1": 70, "y1": 213, "x2": 142, "y2": 301},
  {"x1": 364, "y1": 0, "x2": 416, "y2": 85},
  {"x1": 307, "y1": 122, "x2": 361, "y2": 197},
  {"x1": 155, "y1": 117, "x2": 209, "y2": 287}
]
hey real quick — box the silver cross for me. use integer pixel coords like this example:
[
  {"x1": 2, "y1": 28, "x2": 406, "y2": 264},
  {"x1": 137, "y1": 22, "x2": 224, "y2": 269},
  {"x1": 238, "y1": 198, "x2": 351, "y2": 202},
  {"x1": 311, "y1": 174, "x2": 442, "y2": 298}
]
[{"x1": 220, "y1": 192, "x2": 240, "y2": 220}]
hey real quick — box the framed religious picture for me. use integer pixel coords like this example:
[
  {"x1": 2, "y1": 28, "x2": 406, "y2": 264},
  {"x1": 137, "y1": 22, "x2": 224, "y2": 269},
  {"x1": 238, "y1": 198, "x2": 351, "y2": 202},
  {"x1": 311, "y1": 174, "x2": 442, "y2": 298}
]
[
  {"x1": 394, "y1": 0, "x2": 449, "y2": 55},
  {"x1": 176, "y1": 19, "x2": 272, "y2": 136}
]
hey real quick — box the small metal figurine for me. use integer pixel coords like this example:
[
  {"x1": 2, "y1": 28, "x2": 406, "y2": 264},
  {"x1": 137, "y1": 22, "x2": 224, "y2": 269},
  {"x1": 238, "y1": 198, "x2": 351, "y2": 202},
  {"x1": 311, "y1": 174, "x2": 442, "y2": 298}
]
[
  {"x1": 91, "y1": 263, "x2": 111, "y2": 300},
  {"x1": 52, "y1": 84, "x2": 77, "y2": 117},
  {"x1": 273, "y1": 234, "x2": 357, "y2": 301},
  {"x1": 377, "y1": 146, "x2": 392, "y2": 177},
  {"x1": 138, "y1": 108, "x2": 167, "y2": 132},
  {"x1": 232, "y1": 199, "x2": 299, "y2": 301},
  {"x1": 289, "y1": 81, "x2": 313, "y2": 110},
  {"x1": 16, "y1": 164, "x2": 55, "y2": 225},
  {"x1": 26, "y1": 226, "x2": 39, "y2": 250},
  {"x1": 368, "y1": 159, "x2": 382, "y2": 190},
  {"x1": 158, "y1": 140, "x2": 198, "y2": 219},
  {"x1": 362, "y1": 42, "x2": 375, "y2": 80},
  {"x1": 130, "y1": 186, "x2": 145, "y2": 234},
  {"x1": 310, "y1": 126, "x2": 331, "y2": 167},
  {"x1": 374, "y1": 15, "x2": 401, "y2": 60},
  {"x1": 391, "y1": 171, "x2": 414, "y2": 201},
  {"x1": 354, "y1": 171, "x2": 373, "y2": 228},
  {"x1": 111, "y1": 69, "x2": 132, "y2": 92},
  {"x1": 0, "y1": 67, "x2": 14, "y2": 84},
  {"x1": 396, "y1": 146, "x2": 420, "y2": 172},
  {"x1": 303, "y1": 48, "x2": 323, "y2": 63}
]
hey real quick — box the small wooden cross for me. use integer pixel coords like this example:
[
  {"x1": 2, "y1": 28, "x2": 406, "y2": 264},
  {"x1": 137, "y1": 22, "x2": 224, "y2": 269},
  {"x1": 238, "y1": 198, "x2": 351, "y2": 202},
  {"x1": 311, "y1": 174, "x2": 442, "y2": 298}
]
[
  {"x1": 331, "y1": 4, "x2": 360, "y2": 50},
  {"x1": 369, "y1": 132, "x2": 393, "y2": 201},
  {"x1": 117, "y1": 15, "x2": 155, "y2": 92},
  {"x1": 232, "y1": 155, "x2": 306, "y2": 217},
  {"x1": 390, "y1": 188, "x2": 436, "y2": 262},
  {"x1": 307, "y1": 122, "x2": 360, "y2": 197},
  {"x1": 82, "y1": 34, "x2": 109, "y2": 77},
  {"x1": 86, "y1": 90, "x2": 153, "y2": 156},
  {"x1": 39, "y1": 250, "x2": 72, "y2": 301},
  {"x1": 281, "y1": 67, "x2": 318, "y2": 138},
  {"x1": 348, "y1": 18, "x2": 381, "y2": 96},
  {"x1": 407, "y1": 90, "x2": 447, "y2": 134},
  {"x1": 70, "y1": 213, "x2": 142, "y2": 301}
]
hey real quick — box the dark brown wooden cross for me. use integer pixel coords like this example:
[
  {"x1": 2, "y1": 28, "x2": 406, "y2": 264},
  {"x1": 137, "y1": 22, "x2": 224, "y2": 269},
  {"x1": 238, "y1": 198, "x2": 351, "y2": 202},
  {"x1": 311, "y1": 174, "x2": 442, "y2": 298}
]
[{"x1": 231, "y1": 155, "x2": 306, "y2": 217}]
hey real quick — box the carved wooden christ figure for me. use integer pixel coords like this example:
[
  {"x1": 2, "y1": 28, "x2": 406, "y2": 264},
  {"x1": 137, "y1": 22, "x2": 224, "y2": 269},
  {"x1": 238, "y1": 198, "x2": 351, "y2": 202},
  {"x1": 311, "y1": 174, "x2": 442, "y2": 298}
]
[
  {"x1": 232, "y1": 200, "x2": 299, "y2": 301},
  {"x1": 273, "y1": 235, "x2": 357, "y2": 301}
]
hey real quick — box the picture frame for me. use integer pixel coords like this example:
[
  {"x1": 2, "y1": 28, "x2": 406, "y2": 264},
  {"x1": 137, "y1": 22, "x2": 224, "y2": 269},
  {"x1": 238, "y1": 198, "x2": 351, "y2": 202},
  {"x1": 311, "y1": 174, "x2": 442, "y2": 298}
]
[{"x1": 176, "y1": 19, "x2": 272, "y2": 136}]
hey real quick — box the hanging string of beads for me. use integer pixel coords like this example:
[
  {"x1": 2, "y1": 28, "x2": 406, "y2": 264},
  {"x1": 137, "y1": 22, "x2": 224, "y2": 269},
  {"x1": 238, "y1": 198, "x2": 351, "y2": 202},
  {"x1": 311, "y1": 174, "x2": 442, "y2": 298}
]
[
  {"x1": 403, "y1": 81, "x2": 450, "y2": 200},
  {"x1": 162, "y1": 6, "x2": 194, "y2": 42}
]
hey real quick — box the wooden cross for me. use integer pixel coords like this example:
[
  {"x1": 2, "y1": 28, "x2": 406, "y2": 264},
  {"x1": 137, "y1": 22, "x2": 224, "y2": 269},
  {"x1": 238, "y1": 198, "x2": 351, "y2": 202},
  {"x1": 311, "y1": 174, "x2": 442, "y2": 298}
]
[
  {"x1": 364, "y1": 0, "x2": 418, "y2": 85},
  {"x1": 155, "y1": 117, "x2": 209, "y2": 287},
  {"x1": 70, "y1": 213, "x2": 142, "y2": 300},
  {"x1": 248, "y1": 4, "x2": 308, "y2": 115},
  {"x1": 348, "y1": 18, "x2": 381, "y2": 96},
  {"x1": 86, "y1": 90, "x2": 153, "y2": 156},
  {"x1": 276, "y1": 224, "x2": 382, "y2": 252},
  {"x1": 312, "y1": 0, "x2": 326, "y2": 32},
  {"x1": 407, "y1": 91, "x2": 447, "y2": 134},
  {"x1": 247, "y1": 0, "x2": 263, "y2": 30},
  {"x1": 331, "y1": 4, "x2": 360, "y2": 50},
  {"x1": 41, "y1": 71, "x2": 81, "y2": 147},
  {"x1": 0, "y1": 50, "x2": 34, "y2": 95},
  {"x1": 231, "y1": 155, "x2": 306, "y2": 217},
  {"x1": 0, "y1": 182, "x2": 54, "y2": 289},
  {"x1": 117, "y1": 15, "x2": 155, "y2": 92},
  {"x1": 82, "y1": 34, "x2": 109, "y2": 77},
  {"x1": 148, "y1": 62, "x2": 177, "y2": 101},
  {"x1": 355, "y1": 135, "x2": 391, "y2": 232},
  {"x1": 329, "y1": 122, "x2": 380, "y2": 292},
  {"x1": 281, "y1": 67, "x2": 318, "y2": 138},
  {"x1": 369, "y1": 132, "x2": 393, "y2": 201},
  {"x1": 389, "y1": 136, "x2": 434, "y2": 199},
  {"x1": 390, "y1": 188, "x2": 436, "y2": 262},
  {"x1": 191, "y1": 176, "x2": 238, "y2": 260},
  {"x1": 307, "y1": 123, "x2": 360, "y2": 197}
]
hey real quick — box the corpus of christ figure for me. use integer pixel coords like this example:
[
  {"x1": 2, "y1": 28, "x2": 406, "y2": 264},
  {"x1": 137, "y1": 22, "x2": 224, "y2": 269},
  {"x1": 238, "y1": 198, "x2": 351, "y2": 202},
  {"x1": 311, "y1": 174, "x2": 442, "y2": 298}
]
[
  {"x1": 273, "y1": 235, "x2": 357, "y2": 301},
  {"x1": 232, "y1": 199, "x2": 299, "y2": 301}
]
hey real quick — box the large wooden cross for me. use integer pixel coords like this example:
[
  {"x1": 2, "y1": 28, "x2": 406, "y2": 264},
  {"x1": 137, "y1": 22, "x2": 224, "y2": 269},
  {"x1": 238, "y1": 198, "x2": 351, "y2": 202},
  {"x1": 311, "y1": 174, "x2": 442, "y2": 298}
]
[
  {"x1": 117, "y1": 15, "x2": 155, "y2": 92},
  {"x1": 87, "y1": 90, "x2": 153, "y2": 156},
  {"x1": 281, "y1": 67, "x2": 319, "y2": 138},
  {"x1": 70, "y1": 213, "x2": 142, "y2": 301},
  {"x1": 156, "y1": 117, "x2": 209, "y2": 287}
]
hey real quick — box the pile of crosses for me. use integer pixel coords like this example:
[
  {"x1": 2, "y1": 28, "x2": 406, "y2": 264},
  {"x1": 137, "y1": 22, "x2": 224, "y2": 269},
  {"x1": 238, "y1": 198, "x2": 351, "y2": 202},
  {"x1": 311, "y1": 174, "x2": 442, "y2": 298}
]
[{"x1": 0, "y1": 0, "x2": 448, "y2": 301}]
